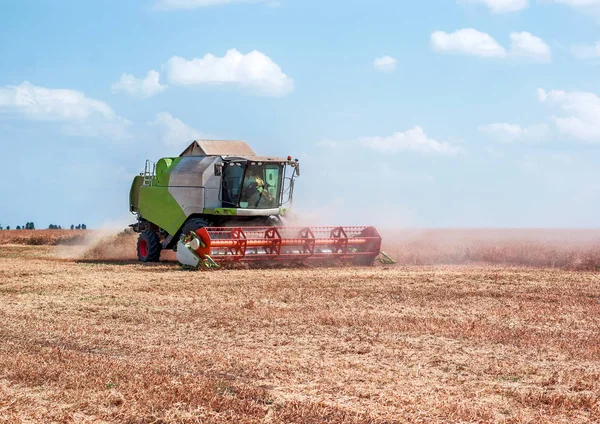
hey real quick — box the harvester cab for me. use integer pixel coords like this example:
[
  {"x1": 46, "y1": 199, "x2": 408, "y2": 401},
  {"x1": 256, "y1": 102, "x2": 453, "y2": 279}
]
[
  {"x1": 130, "y1": 140, "x2": 386, "y2": 268},
  {"x1": 218, "y1": 155, "x2": 299, "y2": 214}
]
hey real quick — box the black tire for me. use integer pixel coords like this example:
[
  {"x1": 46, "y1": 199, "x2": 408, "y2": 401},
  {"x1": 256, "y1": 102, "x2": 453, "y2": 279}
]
[
  {"x1": 137, "y1": 230, "x2": 162, "y2": 262},
  {"x1": 180, "y1": 218, "x2": 211, "y2": 238}
]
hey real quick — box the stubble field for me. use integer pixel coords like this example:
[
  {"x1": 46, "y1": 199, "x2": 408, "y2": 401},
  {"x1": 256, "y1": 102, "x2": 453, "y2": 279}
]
[{"x1": 0, "y1": 229, "x2": 599, "y2": 423}]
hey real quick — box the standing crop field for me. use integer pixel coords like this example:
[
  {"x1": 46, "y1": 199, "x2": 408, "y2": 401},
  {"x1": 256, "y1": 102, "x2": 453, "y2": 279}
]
[
  {"x1": 0, "y1": 230, "x2": 86, "y2": 246},
  {"x1": 0, "y1": 232, "x2": 599, "y2": 423}
]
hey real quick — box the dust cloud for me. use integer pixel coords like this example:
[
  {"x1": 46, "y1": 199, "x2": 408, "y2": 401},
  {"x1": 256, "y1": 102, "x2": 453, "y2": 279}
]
[{"x1": 55, "y1": 227, "x2": 138, "y2": 261}]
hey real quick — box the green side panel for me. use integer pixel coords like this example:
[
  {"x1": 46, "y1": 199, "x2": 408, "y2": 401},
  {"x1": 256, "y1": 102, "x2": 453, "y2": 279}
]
[
  {"x1": 129, "y1": 176, "x2": 144, "y2": 212},
  {"x1": 156, "y1": 157, "x2": 174, "y2": 186},
  {"x1": 137, "y1": 156, "x2": 186, "y2": 236},
  {"x1": 138, "y1": 187, "x2": 187, "y2": 235}
]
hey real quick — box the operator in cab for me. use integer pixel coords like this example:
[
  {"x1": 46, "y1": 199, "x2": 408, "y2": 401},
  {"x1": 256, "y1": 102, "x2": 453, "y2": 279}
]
[{"x1": 242, "y1": 165, "x2": 276, "y2": 209}]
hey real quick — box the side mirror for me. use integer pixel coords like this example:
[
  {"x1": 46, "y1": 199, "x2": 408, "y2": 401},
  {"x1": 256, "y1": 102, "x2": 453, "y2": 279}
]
[
  {"x1": 289, "y1": 178, "x2": 295, "y2": 202},
  {"x1": 294, "y1": 161, "x2": 300, "y2": 177},
  {"x1": 214, "y1": 163, "x2": 223, "y2": 176}
]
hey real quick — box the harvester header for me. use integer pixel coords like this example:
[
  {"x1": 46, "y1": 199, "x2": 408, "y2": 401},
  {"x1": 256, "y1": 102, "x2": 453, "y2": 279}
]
[
  {"x1": 177, "y1": 226, "x2": 383, "y2": 268},
  {"x1": 129, "y1": 139, "x2": 388, "y2": 268}
]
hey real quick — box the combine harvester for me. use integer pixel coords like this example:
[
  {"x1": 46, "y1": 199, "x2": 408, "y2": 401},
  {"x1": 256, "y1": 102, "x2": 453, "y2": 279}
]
[{"x1": 129, "y1": 140, "x2": 393, "y2": 269}]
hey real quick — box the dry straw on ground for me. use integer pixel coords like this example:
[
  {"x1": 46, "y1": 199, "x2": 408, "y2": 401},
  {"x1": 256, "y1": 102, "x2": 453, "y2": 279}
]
[{"x1": 0, "y1": 230, "x2": 599, "y2": 423}]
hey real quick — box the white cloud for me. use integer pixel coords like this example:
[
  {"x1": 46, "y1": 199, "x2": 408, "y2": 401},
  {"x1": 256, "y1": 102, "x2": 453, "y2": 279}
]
[
  {"x1": 154, "y1": 0, "x2": 269, "y2": 9},
  {"x1": 479, "y1": 122, "x2": 550, "y2": 142},
  {"x1": 165, "y1": 49, "x2": 294, "y2": 97},
  {"x1": 431, "y1": 29, "x2": 551, "y2": 62},
  {"x1": 459, "y1": 0, "x2": 528, "y2": 13},
  {"x1": 111, "y1": 70, "x2": 166, "y2": 98},
  {"x1": 542, "y1": 0, "x2": 600, "y2": 16},
  {"x1": 538, "y1": 88, "x2": 600, "y2": 142},
  {"x1": 0, "y1": 81, "x2": 130, "y2": 138},
  {"x1": 359, "y1": 126, "x2": 463, "y2": 156},
  {"x1": 431, "y1": 29, "x2": 507, "y2": 58},
  {"x1": 148, "y1": 112, "x2": 202, "y2": 146},
  {"x1": 571, "y1": 42, "x2": 600, "y2": 59},
  {"x1": 318, "y1": 127, "x2": 462, "y2": 155},
  {"x1": 548, "y1": 0, "x2": 600, "y2": 4},
  {"x1": 373, "y1": 56, "x2": 397, "y2": 73},
  {"x1": 508, "y1": 32, "x2": 552, "y2": 62}
]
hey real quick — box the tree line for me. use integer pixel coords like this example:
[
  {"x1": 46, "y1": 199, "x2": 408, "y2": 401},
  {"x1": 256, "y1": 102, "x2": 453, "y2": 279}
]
[{"x1": 0, "y1": 222, "x2": 87, "y2": 230}]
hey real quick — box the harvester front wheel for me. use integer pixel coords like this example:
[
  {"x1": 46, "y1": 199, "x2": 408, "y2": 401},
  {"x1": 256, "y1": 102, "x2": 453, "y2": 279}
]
[
  {"x1": 180, "y1": 218, "x2": 211, "y2": 238},
  {"x1": 137, "y1": 230, "x2": 162, "y2": 262}
]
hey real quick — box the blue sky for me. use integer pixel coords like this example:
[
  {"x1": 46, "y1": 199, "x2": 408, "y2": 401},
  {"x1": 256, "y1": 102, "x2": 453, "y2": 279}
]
[{"x1": 1, "y1": 0, "x2": 600, "y2": 229}]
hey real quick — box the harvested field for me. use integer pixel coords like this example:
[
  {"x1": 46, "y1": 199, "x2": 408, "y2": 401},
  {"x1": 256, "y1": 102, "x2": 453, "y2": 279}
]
[{"x1": 0, "y1": 231, "x2": 599, "y2": 423}]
